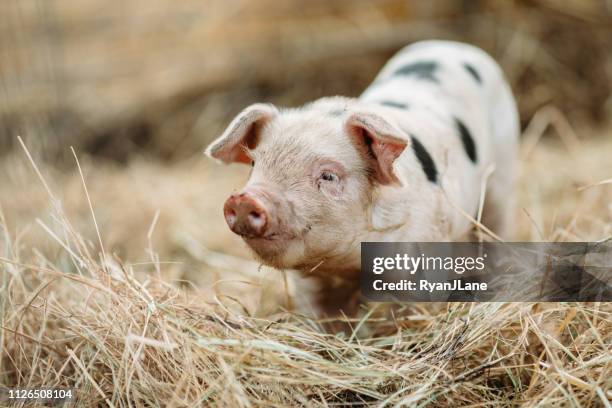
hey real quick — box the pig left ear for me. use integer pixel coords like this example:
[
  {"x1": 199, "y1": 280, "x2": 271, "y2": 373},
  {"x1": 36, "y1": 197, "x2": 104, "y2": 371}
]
[
  {"x1": 205, "y1": 103, "x2": 279, "y2": 164},
  {"x1": 345, "y1": 111, "x2": 408, "y2": 185}
]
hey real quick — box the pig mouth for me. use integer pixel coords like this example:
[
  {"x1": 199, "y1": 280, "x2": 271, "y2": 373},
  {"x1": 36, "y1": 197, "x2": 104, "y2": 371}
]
[
  {"x1": 242, "y1": 220, "x2": 310, "y2": 242},
  {"x1": 243, "y1": 231, "x2": 298, "y2": 242},
  {"x1": 242, "y1": 224, "x2": 310, "y2": 249}
]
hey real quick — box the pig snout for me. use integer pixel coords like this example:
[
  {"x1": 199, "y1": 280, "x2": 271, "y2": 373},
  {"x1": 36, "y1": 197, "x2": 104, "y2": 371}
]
[{"x1": 224, "y1": 192, "x2": 271, "y2": 238}]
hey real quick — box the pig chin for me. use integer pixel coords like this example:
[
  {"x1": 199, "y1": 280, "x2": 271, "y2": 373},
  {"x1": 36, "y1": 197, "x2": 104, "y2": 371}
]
[{"x1": 242, "y1": 236, "x2": 304, "y2": 269}]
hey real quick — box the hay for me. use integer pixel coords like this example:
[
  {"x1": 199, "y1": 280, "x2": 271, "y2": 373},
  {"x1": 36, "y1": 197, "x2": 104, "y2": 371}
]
[
  {"x1": 1, "y1": 118, "x2": 611, "y2": 406},
  {"x1": 2, "y1": 1, "x2": 611, "y2": 405}
]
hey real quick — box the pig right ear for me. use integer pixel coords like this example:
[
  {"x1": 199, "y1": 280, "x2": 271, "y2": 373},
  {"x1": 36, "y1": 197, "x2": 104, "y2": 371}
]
[
  {"x1": 205, "y1": 103, "x2": 278, "y2": 164},
  {"x1": 345, "y1": 111, "x2": 408, "y2": 185}
]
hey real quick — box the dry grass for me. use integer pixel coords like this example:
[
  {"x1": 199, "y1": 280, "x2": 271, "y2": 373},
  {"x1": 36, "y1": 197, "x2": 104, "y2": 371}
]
[
  {"x1": 2, "y1": 1, "x2": 611, "y2": 406},
  {"x1": 1, "y1": 120, "x2": 611, "y2": 406}
]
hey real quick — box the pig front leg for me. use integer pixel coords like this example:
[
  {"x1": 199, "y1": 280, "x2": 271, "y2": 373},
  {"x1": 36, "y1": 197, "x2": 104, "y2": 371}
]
[
  {"x1": 313, "y1": 274, "x2": 361, "y2": 317},
  {"x1": 290, "y1": 271, "x2": 362, "y2": 333}
]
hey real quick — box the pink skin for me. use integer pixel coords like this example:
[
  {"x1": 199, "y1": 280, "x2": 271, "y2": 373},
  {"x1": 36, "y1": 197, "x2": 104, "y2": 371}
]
[{"x1": 223, "y1": 160, "x2": 351, "y2": 268}]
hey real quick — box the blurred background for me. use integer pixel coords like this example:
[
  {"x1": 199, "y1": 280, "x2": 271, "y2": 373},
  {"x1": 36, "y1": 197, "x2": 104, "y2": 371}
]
[
  {"x1": 2, "y1": 0, "x2": 611, "y2": 162},
  {"x1": 1, "y1": 0, "x2": 612, "y2": 311}
]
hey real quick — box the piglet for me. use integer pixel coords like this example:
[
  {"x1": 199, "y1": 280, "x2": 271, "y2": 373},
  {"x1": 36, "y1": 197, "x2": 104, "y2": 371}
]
[{"x1": 205, "y1": 40, "x2": 519, "y2": 319}]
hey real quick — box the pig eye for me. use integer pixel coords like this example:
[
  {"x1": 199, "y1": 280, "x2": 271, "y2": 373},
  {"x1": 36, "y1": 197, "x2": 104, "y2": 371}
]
[
  {"x1": 319, "y1": 171, "x2": 338, "y2": 183},
  {"x1": 316, "y1": 167, "x2": 344, "y2": 197},
  {"x1": 251, "y1": 160, "x2": 255, "y2": 167}
]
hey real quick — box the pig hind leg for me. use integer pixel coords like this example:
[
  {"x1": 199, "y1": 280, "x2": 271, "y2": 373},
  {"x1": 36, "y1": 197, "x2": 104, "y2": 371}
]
[
  {"x1": 481, "y1": 168, "x2": 515, "y2": 239},
  {"x1": 481, "y1": 81, "x2": 519, "y2": 240}
]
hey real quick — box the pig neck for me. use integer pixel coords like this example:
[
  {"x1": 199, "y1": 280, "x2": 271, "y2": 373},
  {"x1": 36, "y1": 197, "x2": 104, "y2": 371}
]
[{"x1": 364, "y1": 185, "x2": 452, "y2": 242}]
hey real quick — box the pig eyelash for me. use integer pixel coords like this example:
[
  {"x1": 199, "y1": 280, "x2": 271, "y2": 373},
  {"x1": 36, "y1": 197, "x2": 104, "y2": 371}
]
[
  {"x1": 319, "y1": 171, "x2": 339, "y2": 183},
  {"x1": 313, "y1": 164, "x2": 344, "y2": 195}
]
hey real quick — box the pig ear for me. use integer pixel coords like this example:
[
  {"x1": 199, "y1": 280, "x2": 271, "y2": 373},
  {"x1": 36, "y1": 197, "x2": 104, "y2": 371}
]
[
  {"x1": 345, "y1": 111, "x2": 408, "y2": 185},
  {"x1": 205, "y1": 103, "x2": 278, "y2": 164}
]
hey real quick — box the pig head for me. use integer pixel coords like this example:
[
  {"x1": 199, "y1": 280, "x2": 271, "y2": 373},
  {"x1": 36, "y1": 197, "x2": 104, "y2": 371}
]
[{"x1": 205, "y1": 100, "x2": 412, "y2": 316}]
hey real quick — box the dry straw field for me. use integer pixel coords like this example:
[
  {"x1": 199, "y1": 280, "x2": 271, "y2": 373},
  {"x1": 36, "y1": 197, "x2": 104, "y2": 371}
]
[{"x1": 1, "y1": 0, "x2": 611, "y2": 406}]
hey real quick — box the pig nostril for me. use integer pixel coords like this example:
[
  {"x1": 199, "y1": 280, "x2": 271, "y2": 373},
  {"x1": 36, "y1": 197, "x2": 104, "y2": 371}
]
[{"x1": 248, "y1": 211, "x2": 266, "y2": 230}]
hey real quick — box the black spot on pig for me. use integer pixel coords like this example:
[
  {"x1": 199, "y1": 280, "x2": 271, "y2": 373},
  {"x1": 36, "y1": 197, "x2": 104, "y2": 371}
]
[
  {"x1": 393, "y1": 61, "x2": 439, "y2": 83},
  {"x1": 410, "y1": 135, "x2": 438, "y2": 183},
  {"x1": 463, "y1": 63, "x2": 482, "y2": 84},
  {"x1": 454, "y1": 117, "x2": 477, "y2": 163},
  {"x1": 380, "y1": 101, "x2": 408, "y2": 110}
]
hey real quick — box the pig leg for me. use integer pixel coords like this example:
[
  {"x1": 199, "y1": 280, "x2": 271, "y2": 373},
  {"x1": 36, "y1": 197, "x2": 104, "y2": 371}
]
[
  {"x1": 292, "y1": 273, "x2": 361, "y2": 333},
  {"x1": 482, "y1": 169, "x2": 515, "y2": 239},
  {"x1": 314, "y1": 277, "x2": 361, "y2": 315},
  {"x1": 481, "y1": 83, "x2": 519, "y2": 240}
]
